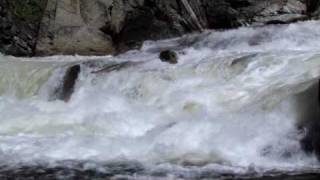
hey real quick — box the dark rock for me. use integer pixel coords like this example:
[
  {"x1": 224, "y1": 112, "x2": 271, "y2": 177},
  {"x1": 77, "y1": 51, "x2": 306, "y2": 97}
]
[
  {"x1": 58, "y1": 65, "x2": 81, "y2": 102},
  {"x1": 306, "y1": 0, "x2": 320, "y2": 14},
  {"x1": 300, "y1": 123, "x2": 320, "y2": 160},
  {"x1": 203, "y1": 0, "x2": 242, "y2": 29},
  {"x1": 159, "y1": 50, "x2": 178, "y2": 64},
  {"x1": 0, "y1": 161, "x2": 145, "y2": 180},
  {"x1": 263, "y1": 15, "x2": 308, "y2": 25},
  {"x1": 295, "y1": 81, "x2": 320, "y2": 160},
  {"x1": 101, "y1": 0, "x2": 309, "y2": 54},
  {"x1": 307, "y1": 0, "x2": 320, "y2": 18},
  {"x1": 102, "y1": 0, "x2": 187, "y2": 53},
  {"x1": 0, "y1": 0, "x2": 47, "y2": 56}
]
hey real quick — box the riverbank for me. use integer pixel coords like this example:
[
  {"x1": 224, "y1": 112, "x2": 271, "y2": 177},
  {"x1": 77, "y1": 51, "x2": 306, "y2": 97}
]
[{"x1": 1, "y1": 0, "x2": 320, "y2": 56}]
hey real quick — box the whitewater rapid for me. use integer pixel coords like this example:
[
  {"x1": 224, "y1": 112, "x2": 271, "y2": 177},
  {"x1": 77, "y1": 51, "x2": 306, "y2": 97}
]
[{"x1": 1, "y1": 21, "x2": 320, "y2": 177}]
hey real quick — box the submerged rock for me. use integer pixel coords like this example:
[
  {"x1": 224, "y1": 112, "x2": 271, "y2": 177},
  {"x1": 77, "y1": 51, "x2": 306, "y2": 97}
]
[
  {"x1": 159, "y1": 50, "x2": 178, "y2": 64},
  {"x1": 91, "y1": 61, "x2": 135, "y2": 74},
  {"x1": 0, "y1": 161, "x2": 145, "y2": 180}
]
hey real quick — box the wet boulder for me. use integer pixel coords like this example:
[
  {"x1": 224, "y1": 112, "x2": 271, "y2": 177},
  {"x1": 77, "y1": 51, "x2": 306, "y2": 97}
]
[
  {"x1": 53, "y1": 60, "x2": 140, "y2": 102},
  {"x1": 57, "y1": 64, "x2": 81, "y2": 102},
  {"x1": 295, "y1": 81, "x2": 320, "y2": 160},
  {"x1": 159, "y1": 50, "x2": 178, "y2": 64}
]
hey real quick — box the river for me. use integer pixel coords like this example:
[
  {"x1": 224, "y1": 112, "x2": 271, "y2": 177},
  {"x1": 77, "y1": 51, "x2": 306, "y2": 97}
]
[{"x1": 1, "y1": 21, "x2": 320, "y2": 179}]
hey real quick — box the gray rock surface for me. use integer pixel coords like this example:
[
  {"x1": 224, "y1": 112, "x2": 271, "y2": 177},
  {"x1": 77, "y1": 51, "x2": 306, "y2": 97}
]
[
  {"x1": 36, "y1": 0, "x2": 114, "y2": 56},
  {"x1": 100, "y1": 0, "x2": 309, "y2": 52},
  {"x1": 0, "y1": 0, "x2": 318, "y2": 56}
]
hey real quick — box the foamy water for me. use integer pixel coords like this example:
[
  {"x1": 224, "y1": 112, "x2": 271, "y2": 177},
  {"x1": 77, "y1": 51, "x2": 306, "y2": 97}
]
[{"x1": 1, "y1": 21, "x2": 320, "y2": 178}]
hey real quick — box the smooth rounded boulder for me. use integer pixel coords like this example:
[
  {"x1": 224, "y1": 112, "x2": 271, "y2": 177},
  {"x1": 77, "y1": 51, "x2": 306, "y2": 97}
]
[{"x1": 159, "y1": 50, "x2": 178, "y2": 64}]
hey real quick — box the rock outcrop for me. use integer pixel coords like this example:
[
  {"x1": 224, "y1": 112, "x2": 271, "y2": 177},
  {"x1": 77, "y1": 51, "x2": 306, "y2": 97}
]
[
  {"x1": 0, "y1": 0, "x2": 318, "y2": 56},
  {"x1": 103, "y1": 0, "x2": 308, "y2": 52},
  {"x1": 0, "y1": 0, "x2": 47, "y2": 56},
  {"x1": 306, "y1": 0, "x2": 320, "y2": 18},
  {"x1": 36, "y1": 0, "x2": 114, "y2": 55}
]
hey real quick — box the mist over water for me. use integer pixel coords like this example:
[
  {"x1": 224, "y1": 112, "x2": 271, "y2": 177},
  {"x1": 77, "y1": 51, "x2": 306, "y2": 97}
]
[{"x1": 1, "y1": 21, "x2": 320, "y2": 178}]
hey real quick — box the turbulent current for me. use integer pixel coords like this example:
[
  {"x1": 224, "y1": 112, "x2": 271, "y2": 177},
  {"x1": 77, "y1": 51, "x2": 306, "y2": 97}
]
[{"x1": 1, "y1": 21, "x2": 320, "y2": 179}]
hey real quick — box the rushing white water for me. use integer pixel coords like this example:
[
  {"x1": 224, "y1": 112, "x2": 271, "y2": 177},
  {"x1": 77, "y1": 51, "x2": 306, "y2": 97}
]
[{"x1": 1, "y1": 21, "x2": 320, "y2": 177}]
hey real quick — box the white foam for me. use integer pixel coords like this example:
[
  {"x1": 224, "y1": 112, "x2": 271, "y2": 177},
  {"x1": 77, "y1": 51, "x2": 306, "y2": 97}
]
[{"x1": 1, "y1": 21, "x2": 320, "y2": 173}]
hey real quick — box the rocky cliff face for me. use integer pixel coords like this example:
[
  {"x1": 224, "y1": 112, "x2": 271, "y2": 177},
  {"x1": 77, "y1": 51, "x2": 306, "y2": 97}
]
[
  {"x1": 36, "y1": 0, "x2": 114, "y2": 56},
  {"x1": 0, "y1": 0, "x2": 319, "y2": 56},
  {"x1": 104, "y1": 0, "x2": 308, "y2": 52},
  {"x1": 307, "y1": 0, "x2": 320, "y2": 17},
  {"x1": 0, "y1": 0, "x2": 47, "y2": 56}
]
